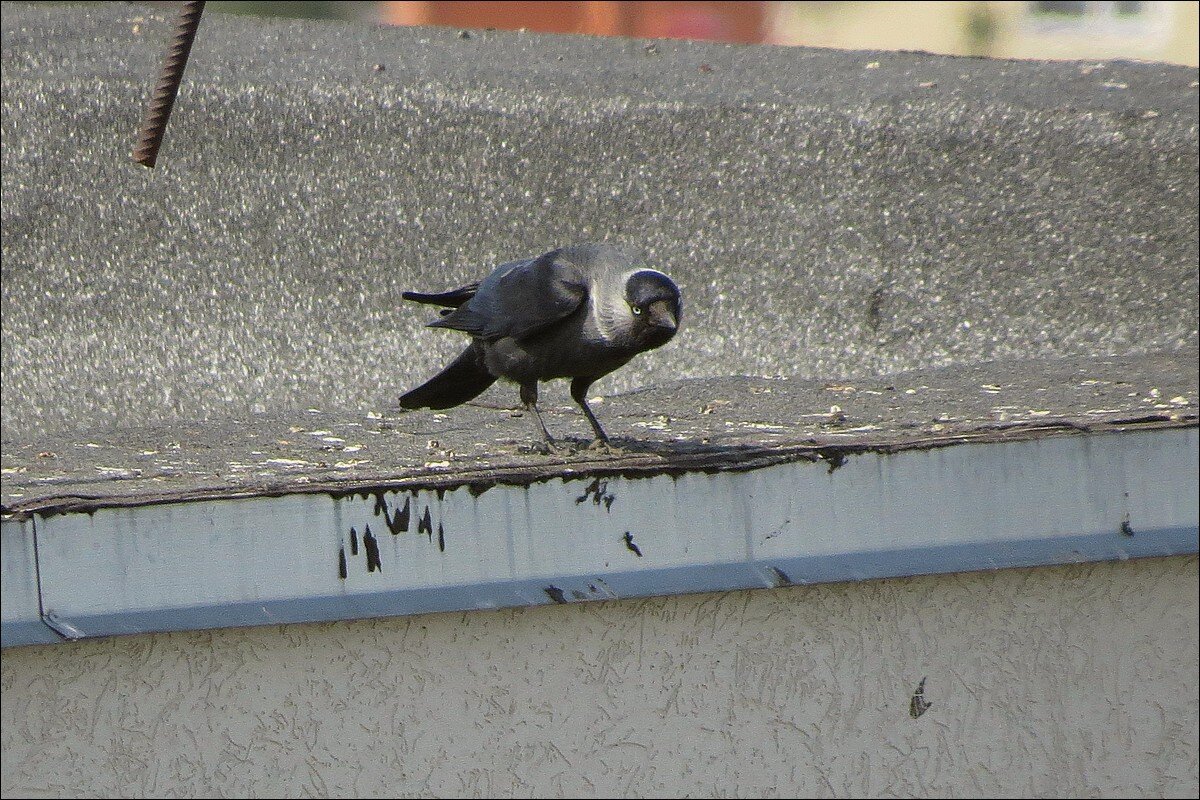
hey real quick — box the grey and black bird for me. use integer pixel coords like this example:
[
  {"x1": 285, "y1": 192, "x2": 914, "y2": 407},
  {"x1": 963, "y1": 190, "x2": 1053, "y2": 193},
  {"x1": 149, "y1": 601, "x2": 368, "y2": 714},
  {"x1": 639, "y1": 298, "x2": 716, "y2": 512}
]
[{"x1": 399, "y1": 243, "x2": 682, "y2": 448}]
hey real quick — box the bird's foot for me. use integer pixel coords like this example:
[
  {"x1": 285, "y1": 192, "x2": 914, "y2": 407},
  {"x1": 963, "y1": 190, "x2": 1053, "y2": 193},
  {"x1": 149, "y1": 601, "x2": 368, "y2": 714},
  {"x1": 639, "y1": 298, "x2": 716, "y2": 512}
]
[
  {"x1": 520, "y1": 438, "x2": 571, "y2": 457},
  {"x1": 586, "y1": 438, "x2": 624, "y2": 456}
]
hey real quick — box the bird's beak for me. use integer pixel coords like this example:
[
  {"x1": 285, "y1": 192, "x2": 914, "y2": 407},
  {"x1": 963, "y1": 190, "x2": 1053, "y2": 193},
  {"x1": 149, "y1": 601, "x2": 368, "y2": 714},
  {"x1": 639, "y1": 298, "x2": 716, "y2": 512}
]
[{"x1": 646, "y1": 299, "x2": 678, "y2": 333}]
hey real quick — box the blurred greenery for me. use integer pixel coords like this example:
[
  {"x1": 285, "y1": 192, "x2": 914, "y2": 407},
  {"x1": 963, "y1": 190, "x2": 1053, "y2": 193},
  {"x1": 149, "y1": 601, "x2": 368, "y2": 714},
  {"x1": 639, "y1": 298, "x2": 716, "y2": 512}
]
[
  {"x1": 204, "y1": 2, "x2": 374, "y2": 21},
  {"x1": 965, "y1": 4, "x2": 999, "y2": 57}
]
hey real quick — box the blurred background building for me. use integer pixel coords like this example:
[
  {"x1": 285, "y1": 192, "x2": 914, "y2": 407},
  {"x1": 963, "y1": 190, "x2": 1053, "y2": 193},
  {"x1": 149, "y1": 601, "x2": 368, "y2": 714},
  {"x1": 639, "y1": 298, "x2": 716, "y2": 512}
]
[
  {"x1": 765, "y1": 1, "x2": 1199, "y2": 63},
  {"x1": 204, "y1": 1, "x2": 1199, "y2": 65}
]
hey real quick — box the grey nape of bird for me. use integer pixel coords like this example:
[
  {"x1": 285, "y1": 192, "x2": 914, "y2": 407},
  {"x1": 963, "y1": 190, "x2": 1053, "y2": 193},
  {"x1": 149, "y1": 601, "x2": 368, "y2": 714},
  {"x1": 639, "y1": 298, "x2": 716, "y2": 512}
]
[{"x1": 399, "y1": 243, "x2": 682, "y2": 449}]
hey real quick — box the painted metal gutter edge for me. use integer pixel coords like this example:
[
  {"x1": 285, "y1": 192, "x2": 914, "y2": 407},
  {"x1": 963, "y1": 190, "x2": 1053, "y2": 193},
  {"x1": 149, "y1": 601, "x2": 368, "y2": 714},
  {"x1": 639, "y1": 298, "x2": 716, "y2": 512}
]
[
  {"x1": 2, "y1": 416, "x2": 1190, "y2": 519},
  {"x1": 0, "y1": 517, "x2": 60, "y2": 646},
  {"x1": 3, "y1": 425, "x2": 1197, "y2": 648}
]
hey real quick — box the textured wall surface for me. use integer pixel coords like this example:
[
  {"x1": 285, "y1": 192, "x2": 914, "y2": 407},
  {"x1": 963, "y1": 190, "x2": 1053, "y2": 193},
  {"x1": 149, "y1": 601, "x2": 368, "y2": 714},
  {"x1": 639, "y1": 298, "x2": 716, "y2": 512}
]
[{"x1": 3, "y1": 556, "x2": 1198, "y2": 798}]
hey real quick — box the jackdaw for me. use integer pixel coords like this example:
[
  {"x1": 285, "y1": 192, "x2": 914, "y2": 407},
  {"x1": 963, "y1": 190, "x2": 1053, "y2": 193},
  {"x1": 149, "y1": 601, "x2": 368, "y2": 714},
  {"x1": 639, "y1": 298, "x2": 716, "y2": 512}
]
[{"x1": 399, "y1": 243, "x2": 682, "y2": 449}]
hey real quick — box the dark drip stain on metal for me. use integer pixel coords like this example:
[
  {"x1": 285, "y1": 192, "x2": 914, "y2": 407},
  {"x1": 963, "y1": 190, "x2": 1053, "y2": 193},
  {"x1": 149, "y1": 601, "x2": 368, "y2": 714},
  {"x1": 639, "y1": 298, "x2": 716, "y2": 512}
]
[
  {"x1": 418, "y1": 506, "x2": 433, "y2": 539},
  {"x1": 338, "y1": 546, "x2": 347, "y2": 580},
  {"x1": 769, "y1": 566, "x2": 793, "y2": 587},
  {"x1": 398, "y1": 497, "x2": 412, "y2": 532},
  {"x1": 817, "y1": 448, "x2": 848, "y2": 474},
  {"x1": 363, "y1": 525, "x2": 382, "y2": 573},
  {"x1": 575, "y1": 478, "x2": 615, "y2": 510},
  {"x1": 349, "y1": 526, "x2": 359, "y2": 556},
  {"x1": 437, "y1": 522, "x2": 445, "y2": 552},
  {"x1": 1120, "y1": 512, "x2": 1135, "y2": 537},
  {"x1": 622, "y1": 531, "x2": 643, "y2": 557},
  {"x1": 909, "y1": 677, "x2": 933, "y2": 719},
  {"x1": 468, "y1": 481, "x2": 495, "y2": 497},
  {"x1": 544, "y1": 586, "x2": 568, "y2": 604},
  {"x1": 379, "y1": 495, "x2": 410, "y2": 535}
]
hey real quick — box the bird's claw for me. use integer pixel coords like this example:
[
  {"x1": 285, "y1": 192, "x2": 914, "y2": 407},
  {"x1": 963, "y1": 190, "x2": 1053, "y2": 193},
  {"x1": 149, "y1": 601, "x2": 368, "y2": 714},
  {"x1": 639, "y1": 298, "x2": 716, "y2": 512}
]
[
  {"x1": 587, "y1": 439, "x2": 623, "y2": 456},
  {"x1": 522, "y1": 439, "x2": 570, "y2": 456}
]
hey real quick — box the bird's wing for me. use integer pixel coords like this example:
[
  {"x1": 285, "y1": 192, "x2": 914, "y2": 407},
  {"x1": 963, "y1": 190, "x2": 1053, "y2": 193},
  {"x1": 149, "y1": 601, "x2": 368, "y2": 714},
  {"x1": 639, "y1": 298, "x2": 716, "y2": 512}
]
[{"x1": 429, "y1": 254, "x2": 588, "y2": 341}]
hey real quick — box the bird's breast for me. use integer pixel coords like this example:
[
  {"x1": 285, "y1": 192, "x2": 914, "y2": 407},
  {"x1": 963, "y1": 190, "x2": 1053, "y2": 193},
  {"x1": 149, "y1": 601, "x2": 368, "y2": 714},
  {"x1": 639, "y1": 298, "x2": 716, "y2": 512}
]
[{"x1": 481, "y1": 328, "x2": 637, "y2": 384}]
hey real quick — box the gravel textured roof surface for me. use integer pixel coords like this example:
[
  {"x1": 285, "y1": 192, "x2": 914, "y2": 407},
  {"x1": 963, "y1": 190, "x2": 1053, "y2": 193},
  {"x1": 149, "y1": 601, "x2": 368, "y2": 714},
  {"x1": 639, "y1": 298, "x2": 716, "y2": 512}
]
[
  {"x1": 2, "y1": 2, "x2": 1197, "y2": 442},
  {"x1": 4, "y1": 350, "x2": 1194, "y2": 515},
  {"x1": 1, "y1": 3, "x2": 1197, "y2": 516}
]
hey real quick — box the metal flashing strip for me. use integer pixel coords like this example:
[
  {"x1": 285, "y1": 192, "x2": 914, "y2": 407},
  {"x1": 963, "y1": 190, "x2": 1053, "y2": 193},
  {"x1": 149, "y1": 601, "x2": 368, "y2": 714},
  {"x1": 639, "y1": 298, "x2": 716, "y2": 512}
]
[
  {"x1": 4, "y1": 427, "x2": 1197, "y2": 647},
  {"x1": 1, "y1": 518, "x2": 62, "y2": 646}
]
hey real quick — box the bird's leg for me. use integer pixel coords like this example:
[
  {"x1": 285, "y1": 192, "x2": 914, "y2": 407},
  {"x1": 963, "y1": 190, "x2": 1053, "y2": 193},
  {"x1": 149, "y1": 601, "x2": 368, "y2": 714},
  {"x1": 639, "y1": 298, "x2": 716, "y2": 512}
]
[
  {"x1": 519, "y1": 382, "x2": 557, "y2": 450},
  {"x1": 570, "y1": 378, "x2": 617, "y2": 451}
]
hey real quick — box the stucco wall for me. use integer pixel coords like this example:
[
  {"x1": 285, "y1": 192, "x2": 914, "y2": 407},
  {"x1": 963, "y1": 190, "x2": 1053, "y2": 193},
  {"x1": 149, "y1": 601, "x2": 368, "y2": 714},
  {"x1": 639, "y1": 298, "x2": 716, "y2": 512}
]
[{"x1": 2, "y1": 555, "x2": 1197, "y2": 797}]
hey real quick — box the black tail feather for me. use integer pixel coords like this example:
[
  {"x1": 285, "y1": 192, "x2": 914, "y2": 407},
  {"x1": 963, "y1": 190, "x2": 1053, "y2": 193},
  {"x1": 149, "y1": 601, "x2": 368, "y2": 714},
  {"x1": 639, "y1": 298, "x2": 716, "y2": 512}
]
[
  {"x1": 399, "y1": 345, "x2": 496, "y2": 410},
  {"x1": 402, "y1": 283, "x2": 479, "y2": 309}
]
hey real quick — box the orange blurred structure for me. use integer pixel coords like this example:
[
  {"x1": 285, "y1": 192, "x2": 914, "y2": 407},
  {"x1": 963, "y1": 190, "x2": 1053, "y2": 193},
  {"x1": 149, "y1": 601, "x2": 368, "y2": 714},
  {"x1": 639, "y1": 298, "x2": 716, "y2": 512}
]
[{"x1": 380, "y1": 1, "x2": 768, "y2": 43}]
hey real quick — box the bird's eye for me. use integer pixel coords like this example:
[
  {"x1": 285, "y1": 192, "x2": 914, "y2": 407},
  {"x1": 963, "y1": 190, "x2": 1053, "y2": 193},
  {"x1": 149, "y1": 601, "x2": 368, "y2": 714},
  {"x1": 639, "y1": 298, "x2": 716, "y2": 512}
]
[{"x1": 632, "y1": 305, "x2": 643, "y2": 315}]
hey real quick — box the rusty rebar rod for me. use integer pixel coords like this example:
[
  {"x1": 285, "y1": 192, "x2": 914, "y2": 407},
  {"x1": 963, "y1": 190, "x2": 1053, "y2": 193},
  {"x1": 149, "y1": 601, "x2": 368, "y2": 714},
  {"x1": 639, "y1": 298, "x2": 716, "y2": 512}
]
[{"x1": 132, "y1": 1, "x2": 206, "y2": 168}]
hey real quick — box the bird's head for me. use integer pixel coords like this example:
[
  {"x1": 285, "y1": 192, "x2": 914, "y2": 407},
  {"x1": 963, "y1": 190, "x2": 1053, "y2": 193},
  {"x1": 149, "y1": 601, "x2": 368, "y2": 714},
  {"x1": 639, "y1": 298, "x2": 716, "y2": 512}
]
[{"x1": 623, "y1": 269, "x2": 681, "y2": 349}]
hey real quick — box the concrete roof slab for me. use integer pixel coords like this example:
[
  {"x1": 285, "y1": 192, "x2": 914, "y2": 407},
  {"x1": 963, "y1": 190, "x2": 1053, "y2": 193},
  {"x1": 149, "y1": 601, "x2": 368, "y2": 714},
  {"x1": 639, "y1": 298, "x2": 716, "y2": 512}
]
[
  {"x1": 2, "y1": 2, "x2": 1197, "y2": 439},
  {"x1": 2, "y1": 350, "x2": 1194, "y2": 515}
]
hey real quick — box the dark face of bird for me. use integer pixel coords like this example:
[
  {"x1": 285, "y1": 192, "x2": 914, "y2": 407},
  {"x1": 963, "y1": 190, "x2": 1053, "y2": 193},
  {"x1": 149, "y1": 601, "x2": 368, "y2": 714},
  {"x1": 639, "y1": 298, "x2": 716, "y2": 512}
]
[{"x1": 624, "y1": 269, "x2": 682, "y2": 349}]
